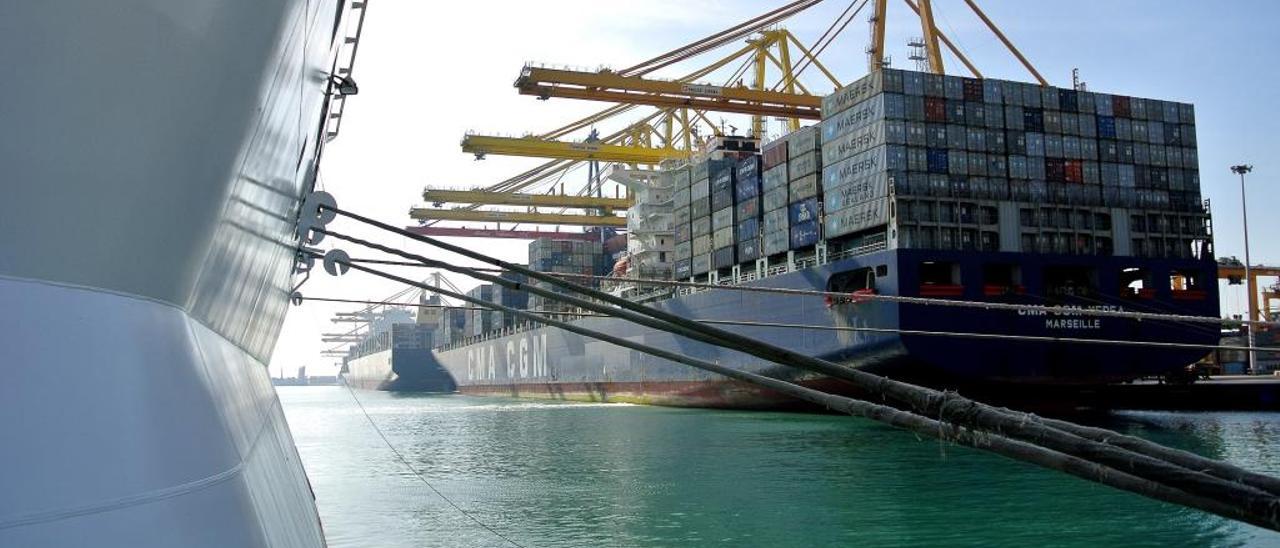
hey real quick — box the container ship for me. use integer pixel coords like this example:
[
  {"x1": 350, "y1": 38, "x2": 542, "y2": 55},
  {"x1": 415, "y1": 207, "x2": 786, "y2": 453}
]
[
  {"x1": 0, "y1": 0, "x2": 361, "y2": 545},
  {"x1": 339, "y1": 302, "x2": 457, "y2": 392},
  {"x1": 423, "y1": 69, "x2": 1220, "y2": 409}
]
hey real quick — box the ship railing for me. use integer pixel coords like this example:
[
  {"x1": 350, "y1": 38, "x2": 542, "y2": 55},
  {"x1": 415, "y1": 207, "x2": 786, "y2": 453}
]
[{"x1": 827, "y1": 237, "x2": 888, "y2": 263}]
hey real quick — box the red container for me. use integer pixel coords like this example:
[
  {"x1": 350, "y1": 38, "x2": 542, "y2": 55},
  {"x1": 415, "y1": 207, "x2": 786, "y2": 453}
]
[
  {"x1": 1112, "y1": 95, "x2": 1131, "y2": 118},
  {"x1": 924, "y1": 96, "x2": 947, "y2": 122},
  {"x1": 1064, "y1": 160, "x2": 1083, "y2": 183},
  {"x1": 762, "y1": 140, "x2": 788, "y2": 170}
]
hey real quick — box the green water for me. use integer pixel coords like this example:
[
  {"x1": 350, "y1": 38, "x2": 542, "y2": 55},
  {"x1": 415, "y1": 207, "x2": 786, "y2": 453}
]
[{"x1": 279, "y1": 387, "x2": 1280, "y2": 547}]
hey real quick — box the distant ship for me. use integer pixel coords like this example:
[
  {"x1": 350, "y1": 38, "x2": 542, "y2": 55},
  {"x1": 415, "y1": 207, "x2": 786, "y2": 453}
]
[
  {"x1": 339, "y1": 304, "x2": 456, "y2": 392},
  {"x1": 0, "y1": 0, "x2": 362, "y2": 545},
  {"x1": 425, "y1": 70, "x2": 1220, "y2": 409}
]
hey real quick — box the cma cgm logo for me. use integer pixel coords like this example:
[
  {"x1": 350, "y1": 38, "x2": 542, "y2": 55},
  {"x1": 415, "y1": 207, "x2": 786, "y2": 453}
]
[{"x1": 465, "y1": 332, "x2": 549, "y2": 381}]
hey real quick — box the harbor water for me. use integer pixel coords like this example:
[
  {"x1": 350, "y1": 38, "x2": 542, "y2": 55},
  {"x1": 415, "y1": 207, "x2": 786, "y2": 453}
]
[{"x1": 280, "y1": 386, "x2": 1280, "y2": 547}]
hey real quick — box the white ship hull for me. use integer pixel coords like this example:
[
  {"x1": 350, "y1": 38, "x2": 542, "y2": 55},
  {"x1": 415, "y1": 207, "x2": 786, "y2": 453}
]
[{"x1": 0, "y1": 0, "x2": 347, "y2": 545}]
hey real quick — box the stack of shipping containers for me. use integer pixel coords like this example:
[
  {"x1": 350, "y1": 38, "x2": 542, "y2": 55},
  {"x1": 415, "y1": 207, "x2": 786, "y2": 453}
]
[
  {"x1": 528, "y1": 238, "x2": 605, "y2": 314},
  {"x1": 761, "y1": 138, "x2": 790, "y2": 257},
  {"x1": 734, "y1": 155, "x2": 762, "y2": 266},
  {"x1": 787, "y1": 126, "x2": 822, "y2": 253},
  {"x1": 464, "y1": 284, "x2": 494, "y2": 337},
  {"x1": 710, "y1": 158, "x2": 737, "y2": 270},
  {"x1": 436, "y1": 307, "x2": 467, "y2": 346},
  {"x1": 817, "y1": 68, "x2": 1204, "y2": 258},
  {"x1": 689, "y1": 159, "x2": 725, "y2": 276},
  {"x1": 490, "y1": 269, "x2": 529, "y2": 329},
  {"x1": 671, "y1": 162, "x2": 693, "y2": 279}
]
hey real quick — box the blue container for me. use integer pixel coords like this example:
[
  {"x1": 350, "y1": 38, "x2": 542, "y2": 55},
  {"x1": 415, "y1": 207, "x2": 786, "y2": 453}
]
[
  {"x1": 926, "y1": 148, "x2": 949, "y2": 174},
  {"x1": 1059, "y1": 89, "x2": 1078, "y2": 111},
  {"x1": 735, "y1": 174, "x2": 761, "y2": 201},
  {"x1": 788, "y1": 197, "x2": 819, "y2": 225},
  {"x1": 673, "y1": 259, "x2": 692, "y2": 279},
  {"x1": 735, "y1": 156, "x2": 760, "y2": 181},
  {"x1": 737, "y1": 238, "x2": 760, "y2": 262},
  {"x1": 790, "y1": 220, "x2": 820, "y2": 248},
  {"x1": 707, "y1": 158, "x2": 735, "y2": 183},
  {"x1": 712, "y1": 169, "x2": 734, "y2": 194},
  {"x1": 711, "y1": 188, "x2": 733, "y2": 211},
  {"x1": 712, "y1": 246, "x2": 736, "y2": 269},
  {"x1": 1096, "y1": 115, "x2": 1116, "y2": 139},
  {"x1": 1023, "y1": 108, "x2": 1044, "y2": 132},
  {"x1": 737, "y1": 217, "x2": 760, "y2": 241},
  {"x1": 675, "y1": 223, "x2": 691, "y2": 242},
  {"x1": 735, "y1": 197, "x2": 759, "y2": 221}
]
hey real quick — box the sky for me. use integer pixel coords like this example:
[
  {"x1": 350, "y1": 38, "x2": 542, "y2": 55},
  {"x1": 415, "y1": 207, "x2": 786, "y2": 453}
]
[{"x1": 269, "y1": 0, "x2": 1280, "y2": 377}]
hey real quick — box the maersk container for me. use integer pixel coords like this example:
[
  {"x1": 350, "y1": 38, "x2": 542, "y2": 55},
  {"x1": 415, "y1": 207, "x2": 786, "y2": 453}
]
[
  {"x1": 822, "y1": 93, "x2": 904, "y2": 143},
  {"x1": 737, "y1": 217, "x2": 760, "y2": 241},
  {"x1": 712, "y1": 206, "x2": 735, "y2": 231},
  {"x1": 763, "y1": 208, "x2": 788, "y2": 234},
  {"x1": 788, "y1": 174, "x2": 818, "y2": 202},
  {"x1": 735, "y1": 196, "x2": 759, "y2": 221},
  {"x1": 821, "y1": 70, "x2": 883, "y2": 118},
  {"x1": 788, "y1": 197, "x2": 819, "y2": 225},
  {"x1": 762, "y1": 229, "x2": 789, "y2": 256},
  {"x1": 822, "y1": 145, "x2": 905, "y2": 192},
  {"x1": 821, "y1": 120, "x2": 905, "y2": 167},
  {"x1": 823, "y1": 171, "x2": 891, "y2": 213},
  {"x1": 763, "y1": 164, "x2": 787, "y2": 192},
  {"x1": 789, "y1": 149, "x2": 820, "y2": 180},
  {"x1": 711, "y1": 246, "x2": 736, "y2": 269},
  {"x1": 824, "y1": 198, "x2": 890, "y2": 239},
  {"x1": 790, "y1": 220, "x2": 820, "y2": 248},
  {"x1": 763, "y1": 184, "x2": 788, "y2": 212}
]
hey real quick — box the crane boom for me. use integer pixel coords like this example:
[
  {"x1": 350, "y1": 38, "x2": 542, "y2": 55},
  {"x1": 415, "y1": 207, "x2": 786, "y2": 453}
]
[
  {"x1": 409, "y1": 207, "x2": 627, "y2": 227},
  {"x1": 405, "y1": 226, "x2": 604, "y2": 241},
  {"x1": 461, "y1": 134, "x2": 678, "y2": 164},
  {"x1": 423, "y1": 188, "x2": 632, "y2": 209},
  {"x1": 515, "y1": 66, "x2": 821, "y2": 119}
]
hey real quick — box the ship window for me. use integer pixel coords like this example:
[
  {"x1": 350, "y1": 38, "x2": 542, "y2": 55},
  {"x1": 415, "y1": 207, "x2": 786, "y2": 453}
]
[
  {"x1": 1120, "y1": 267, "x2": 1151, "y2": 298},
  {"x1": 876, "y1": 265, "x2": 889, "y2": 277},
  {"x1": 1044, "y1": 265, "x2": 1096, "y2": 298},
  {"x1": 1170, "y1": 269, "x2": 1205, "y2": 291},
  {"x1": 830, "y1": 267, "x2": 876, "y2": 292},
  {"x1": 920, "y1": 261, "x2": 960, "y2": 285}
]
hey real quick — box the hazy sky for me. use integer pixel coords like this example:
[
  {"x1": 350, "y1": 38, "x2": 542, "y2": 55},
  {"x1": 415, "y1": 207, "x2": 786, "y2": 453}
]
[{"x1": 269, "y1": 0, "x2": 1280, "y2": 376}]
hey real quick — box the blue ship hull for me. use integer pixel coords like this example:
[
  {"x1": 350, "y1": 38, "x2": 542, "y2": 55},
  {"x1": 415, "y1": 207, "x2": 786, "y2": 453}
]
[{"x1": 432, "y1": 250, "x2": 1220, "y2": 408}]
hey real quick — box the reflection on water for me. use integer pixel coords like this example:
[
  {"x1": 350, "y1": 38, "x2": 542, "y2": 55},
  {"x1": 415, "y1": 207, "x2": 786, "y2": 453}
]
[{"x1": 280, "y1": 387, "x2": 1280, "y2": 548}]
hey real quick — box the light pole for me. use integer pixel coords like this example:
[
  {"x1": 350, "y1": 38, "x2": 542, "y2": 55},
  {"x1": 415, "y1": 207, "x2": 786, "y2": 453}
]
[{"x1": 1231, "y1": 164, "x2": 1255, "y2": 374}]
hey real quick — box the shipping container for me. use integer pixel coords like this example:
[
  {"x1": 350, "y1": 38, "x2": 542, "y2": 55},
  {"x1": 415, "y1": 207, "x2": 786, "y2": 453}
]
[
  {"x1": 737, "y1": 217, "x2": 760, "y2": 241},
  {"x1": 790, "y1": 220, "x2": 820, "y2": 248},
  {"x1": 788, "y1": 125, "x2": 820, "y2": 159},
  {"x1": 735, "y1": 196, "x2": 760, "y2": 221},
  {"x1": 788, "y1": 174, "x2": 819, "y2": 201},
  {"x1": 763, "y1": 184, "x2": 788, "y2": 212},
  {"x1": 763, "y1": 164, "x2": 787, "y2": 192},
  {"x1": 788, "y1": 197, "x2": 820, "y2": 225},
  {"x1": 763, "y1": 208, "x2": 789, "y2": 234},
  {"x1": 692, "y1": 253, "x2": 711, "y2": 275},
  {"x1": 824, "y1": 198, "x2": 890, "y2": 238},
  {"x1": 713, "y1": 226, "x2": 734, "y2": 249},
  {"x1": 762, "y1": 229, "x2": 789, "y2": 256},
  {"x1": 712, "y1": 246, "x2": 736, "y2": 269}
]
